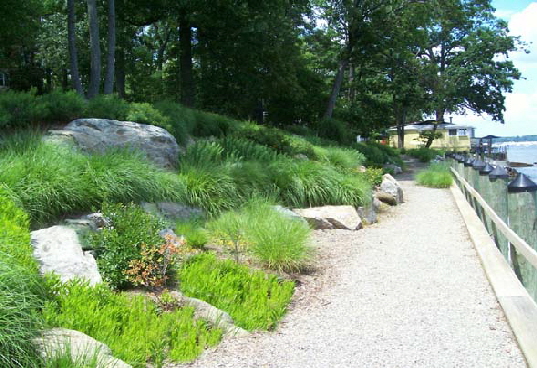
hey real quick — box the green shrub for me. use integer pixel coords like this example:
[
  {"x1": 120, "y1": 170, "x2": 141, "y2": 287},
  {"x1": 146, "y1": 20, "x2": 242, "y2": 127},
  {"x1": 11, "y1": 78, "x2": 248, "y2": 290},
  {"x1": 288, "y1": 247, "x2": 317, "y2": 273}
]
[
  {"x1": 87, "y1": 203, "x2": 166, "y2": 289},
  {"x1": 219, "y1": 137, "x2": 280, "y2": 162},
  {"x1": 0, "y1": 90, "x2": 46, "y2": 128},
  {"x1": 179, "y1": 253, "x2": 295, "y2": 331},
  {"x1": 127, "y1": 102, "x2": 170, "y2": 128},
  {"x1": 192, "y1": 110, "x2": 236, "y2": 137},
  {"x1": 354, "y1": 141, "x2": 403, "y2": 168},
  {"x1": 360, "y1": 167, "x2": 384, "y2": 187},
  {"x1": 407, "y1": 147, "x2": 443, "y2": 163},
  {"x1": 38, "y1": 90, "x2": 85, "y2": 123},
  {"x1": 85, "y1": 95, "x2": 129, "y2": 120},
  {"x1": 42, "y1": 279, "x2": 222, "y2": 366},
  {"x1": 415, "y1": 162, "x2": 453, "y2": 188},
  {"x1": 153, "y1": 101, "x2": 192, "y2": 144},
  {"x1": 314, "y1": 117, "x2": 353, "y2": 145}
]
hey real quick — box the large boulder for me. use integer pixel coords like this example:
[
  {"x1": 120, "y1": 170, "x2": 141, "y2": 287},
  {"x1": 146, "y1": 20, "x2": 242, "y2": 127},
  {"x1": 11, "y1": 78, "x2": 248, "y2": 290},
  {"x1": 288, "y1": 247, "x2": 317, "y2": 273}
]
[
  {"x1": 60, "y1": 118, "x2": 180, "y2": 169},
  {"x1": 31, "y1": 226, "x2": 102, "y2": 285},
  {"x1": 35, "y1": 328, "x2": 131, "y2": 368},
  {"x1": 292, "y1": 205, "x2": 362, "y2": 230},
  {"x1": 380, "y1": 173, "x2": 404, "y2": 204}
]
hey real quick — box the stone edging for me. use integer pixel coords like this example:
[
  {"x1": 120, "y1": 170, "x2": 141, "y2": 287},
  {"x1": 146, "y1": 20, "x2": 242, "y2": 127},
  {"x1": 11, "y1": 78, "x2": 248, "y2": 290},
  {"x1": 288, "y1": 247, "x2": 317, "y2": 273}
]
[{"x1": 450, "y1": 185, "x2": 537, "y2": 368}]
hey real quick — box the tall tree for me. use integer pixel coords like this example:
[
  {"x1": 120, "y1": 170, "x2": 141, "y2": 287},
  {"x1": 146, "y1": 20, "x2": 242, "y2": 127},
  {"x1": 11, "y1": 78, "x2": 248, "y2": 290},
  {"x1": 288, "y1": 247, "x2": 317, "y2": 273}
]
[
  {"x1": 104, "y1": 0, "x2": 116, "y2": 94},
  {"x1": 86, "y1": 0, "x2": 101, "y2": 98},
  {"x1": 67, "y1": 0, "x2": 84, "y2": 95},
  {"x1": 418, "y1": 0, "x2": 522, "y2": 147}
]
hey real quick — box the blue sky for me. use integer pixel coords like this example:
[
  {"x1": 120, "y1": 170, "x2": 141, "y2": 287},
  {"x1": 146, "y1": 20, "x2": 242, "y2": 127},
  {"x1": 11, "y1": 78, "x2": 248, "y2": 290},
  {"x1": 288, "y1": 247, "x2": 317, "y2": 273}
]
[{"x1": 454, "y1": 1, "x2": 537, "y2": 137}]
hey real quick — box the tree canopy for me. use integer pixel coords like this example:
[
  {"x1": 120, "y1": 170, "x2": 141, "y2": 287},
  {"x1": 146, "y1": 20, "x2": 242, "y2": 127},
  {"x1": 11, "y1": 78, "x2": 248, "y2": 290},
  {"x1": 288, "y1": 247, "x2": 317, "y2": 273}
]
[{"x1": 1, "y1": 0, "x2": 524, "y2": 136}]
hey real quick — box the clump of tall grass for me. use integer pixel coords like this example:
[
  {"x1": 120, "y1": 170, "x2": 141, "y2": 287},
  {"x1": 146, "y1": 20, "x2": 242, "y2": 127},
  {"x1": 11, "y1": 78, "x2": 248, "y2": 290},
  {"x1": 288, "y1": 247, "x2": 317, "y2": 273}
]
[
  {"x1": 268, "y1": 158, "x2": 371, "y2": 208},
  {"x1": 206, "y1": 198, "x2": 312, "y2": 271},
  {"x1": 313, "y1": 145, "x2": 366, "y2": 170},
  {"x1": 178, "y1": 165, "x2": 241, "y2": 216},
  {"x1": 42, "y1": 279, "x2": 222, "y2": 366},
  {"x1": 415, "y1": 162, "x2": 453, "y2": 188},
  {"x1": 0, "y1": 132, "x2": 186, "y2": 226},
  {"x1": 0, "y1": 261, "x2": 44, "y2": 368},
  {"x1": 179, "y1": 253, "x2": 295, "y2": 331}
]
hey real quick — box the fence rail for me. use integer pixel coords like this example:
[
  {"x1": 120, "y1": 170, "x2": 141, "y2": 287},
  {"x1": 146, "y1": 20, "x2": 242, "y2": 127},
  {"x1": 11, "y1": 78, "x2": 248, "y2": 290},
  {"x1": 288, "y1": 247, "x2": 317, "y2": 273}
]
[
  {"x1": 451, "y1": 168, "x2": 537, "y2": 269},
  {"x1": 450, "y1": 159, "x2": 537, "y2": 303}
]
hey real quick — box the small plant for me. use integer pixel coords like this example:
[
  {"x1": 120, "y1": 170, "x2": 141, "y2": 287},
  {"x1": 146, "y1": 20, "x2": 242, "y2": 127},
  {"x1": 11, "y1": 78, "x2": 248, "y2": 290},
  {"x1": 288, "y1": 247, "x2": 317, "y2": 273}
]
[
  {"x1": 180, "y1": 253, "x2": 295, "y2": 331},
  {"x1": 360, "y1": 167, "x2": 384, "y2": 187},
  {"x1": 207, "y1": 209, "x2": 248, "y2": 262},
  {"x1": 125, "y1": 234, "x2": 197, "y2": 289},
  {"x1": 175, "y1": 219, "x2": 208, "y2": 249},
  {"x1": 88, "y1": 203, "x2": 167, "y2": 289},
  {"x1": 415, "y1": 162, "x2": 453, "y2": 188}
]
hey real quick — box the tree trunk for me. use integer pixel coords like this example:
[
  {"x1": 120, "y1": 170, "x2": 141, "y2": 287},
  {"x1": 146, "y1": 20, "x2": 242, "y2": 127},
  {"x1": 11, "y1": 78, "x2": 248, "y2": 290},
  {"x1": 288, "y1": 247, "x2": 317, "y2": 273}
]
[
  {"x1": 115, "y1": 47, "x2": 126, "y2": 98},
  {"x1": 324, "y1": 58, "x2": 349, "y2": 119},
  {"x1": 104, "y1": 0, "x2": 116, "y2": 94},
  {"x1": 425, "y1": 109, "x2": 445, "y2": 148},
  {"x1": 87, "y1": 0, "x2": 101, "y2": 99},
  {"x1": 179, "y1": 10, "x2": 195, "y2": 107},
  {"x1": 67, "y1": 0, "x2": 84, "y2": 96}
]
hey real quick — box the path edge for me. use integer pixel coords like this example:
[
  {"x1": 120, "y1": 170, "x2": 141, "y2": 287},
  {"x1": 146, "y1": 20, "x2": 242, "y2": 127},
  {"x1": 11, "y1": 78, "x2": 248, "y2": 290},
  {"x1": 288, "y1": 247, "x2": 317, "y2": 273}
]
[{"x1": 450, "y1": 184, "x2": 537, "y2": 368}]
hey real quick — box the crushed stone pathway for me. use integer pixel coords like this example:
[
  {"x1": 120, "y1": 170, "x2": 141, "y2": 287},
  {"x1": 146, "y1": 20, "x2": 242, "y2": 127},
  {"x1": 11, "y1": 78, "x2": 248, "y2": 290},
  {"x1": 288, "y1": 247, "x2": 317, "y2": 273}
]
[{"x1": 178, "y1": 178, "x2": 527, "y2": 368}]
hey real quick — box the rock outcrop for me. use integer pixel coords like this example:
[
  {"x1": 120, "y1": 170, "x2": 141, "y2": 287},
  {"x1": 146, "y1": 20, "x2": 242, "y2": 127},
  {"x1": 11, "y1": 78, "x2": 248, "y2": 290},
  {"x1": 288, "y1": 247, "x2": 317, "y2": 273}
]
[
  {"x1": 35, "y1": 328, "x2": 131, "y2": 368},
  {"x1": 292, "y1": 205, "x2": 362, "y2": 230},
  {"x1": 379, "y1": 173, "x2": 404, "y2": 204},
  {"x1": 31, "y1": 226, "x2": 102, "y2": 285},
  {"x1": 52, "y1": 118, "x2": 180, "y2": 169}
]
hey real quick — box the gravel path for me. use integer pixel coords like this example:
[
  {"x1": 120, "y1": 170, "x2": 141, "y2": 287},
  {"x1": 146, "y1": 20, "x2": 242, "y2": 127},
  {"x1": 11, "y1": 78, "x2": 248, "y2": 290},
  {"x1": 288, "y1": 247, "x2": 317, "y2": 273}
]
[{"x1": 179, "y1": 178, "x2": 526, "y2": 368}]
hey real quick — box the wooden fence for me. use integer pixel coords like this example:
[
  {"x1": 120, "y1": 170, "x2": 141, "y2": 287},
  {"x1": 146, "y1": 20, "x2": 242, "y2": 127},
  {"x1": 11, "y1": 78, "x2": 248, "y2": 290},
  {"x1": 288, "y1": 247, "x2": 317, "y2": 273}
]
[{"x1": 450, "y1": 159, "x2": 537, "y2": 302}]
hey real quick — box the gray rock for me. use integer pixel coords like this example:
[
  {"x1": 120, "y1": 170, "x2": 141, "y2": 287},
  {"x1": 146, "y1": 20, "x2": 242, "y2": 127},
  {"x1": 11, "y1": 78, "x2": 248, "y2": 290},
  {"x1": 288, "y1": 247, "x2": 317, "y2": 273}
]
[
  {"x1": 380, "y1": 174, "x2": 404, "y2": 204},
  {"x1": 273, "y1": 205, "x2": 308, "y2": 224},
  {"x1": 383, "y1": 164, "x2": 403, "y2": 175},
  {"x1": 61, "y1": 118, "x2": 179, "y2": 169},
  {"x1": 357, "y1": 196, "x2": 381, "y2": 225},
  {"x1": 375, "y1": 191, "x2": 398, "y2": 206},
  {"x1": 31, "y1": 226, "x2": 102, "y2": 285},
  {"x1": 142, "y1": 202, "x2": 204, "y2": 221},
  {"x1": 292, "y1": 205, "x2": 363, "y2": 230},
  {"x1": 168, "y1": 291, "x2": 249, "y2": 337},
  {"x1": 35, "y1": 328, "x2": 131, "y2": 368}
]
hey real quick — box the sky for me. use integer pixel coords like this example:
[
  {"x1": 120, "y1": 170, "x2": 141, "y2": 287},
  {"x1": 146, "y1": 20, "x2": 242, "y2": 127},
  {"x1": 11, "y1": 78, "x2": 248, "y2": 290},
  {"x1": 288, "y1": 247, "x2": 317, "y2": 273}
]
[{"x1": 454, "y1": 1, "x2": 537, "y2": 137}]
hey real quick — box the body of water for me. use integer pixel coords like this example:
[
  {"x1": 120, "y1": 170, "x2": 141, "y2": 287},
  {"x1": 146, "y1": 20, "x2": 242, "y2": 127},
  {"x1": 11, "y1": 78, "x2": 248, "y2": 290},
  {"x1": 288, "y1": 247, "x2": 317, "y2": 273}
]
[{"x1": 502, "y1": 143, "x2": 537, "y2": 182}]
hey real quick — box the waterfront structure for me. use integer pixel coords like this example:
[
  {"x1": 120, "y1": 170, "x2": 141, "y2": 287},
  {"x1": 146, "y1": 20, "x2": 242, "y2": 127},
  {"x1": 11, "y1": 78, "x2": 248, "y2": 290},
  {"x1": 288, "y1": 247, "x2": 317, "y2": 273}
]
[{"x1": 388, "y1": 120, "x2": 475, "y2": 151}]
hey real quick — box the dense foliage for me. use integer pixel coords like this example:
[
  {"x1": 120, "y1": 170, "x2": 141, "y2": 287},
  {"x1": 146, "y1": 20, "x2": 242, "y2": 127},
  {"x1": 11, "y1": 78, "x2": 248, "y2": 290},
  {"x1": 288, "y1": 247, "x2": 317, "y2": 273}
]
[{"x1": 0, "y1": 0, "x2": 522, "y2": 139}]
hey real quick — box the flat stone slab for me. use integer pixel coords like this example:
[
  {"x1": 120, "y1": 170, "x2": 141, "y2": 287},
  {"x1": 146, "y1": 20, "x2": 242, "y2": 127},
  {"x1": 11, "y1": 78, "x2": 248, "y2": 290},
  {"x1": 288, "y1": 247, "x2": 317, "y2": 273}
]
[
  {"x1": 31, "y1": 225, "x2": 102, "y2": 285},
  {"x1": 292, "y1": 205, "x2": 362, "y2": 230},
  {"x1": 35, "y1": 328, "x2": 131, "y2": 368}
]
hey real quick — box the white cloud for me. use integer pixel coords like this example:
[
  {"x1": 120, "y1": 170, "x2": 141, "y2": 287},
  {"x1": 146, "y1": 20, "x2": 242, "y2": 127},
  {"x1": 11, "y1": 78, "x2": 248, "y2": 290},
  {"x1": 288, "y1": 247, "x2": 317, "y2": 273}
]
[{"x1": 455, "y1": 3, "x2": 537, "y2": 137}]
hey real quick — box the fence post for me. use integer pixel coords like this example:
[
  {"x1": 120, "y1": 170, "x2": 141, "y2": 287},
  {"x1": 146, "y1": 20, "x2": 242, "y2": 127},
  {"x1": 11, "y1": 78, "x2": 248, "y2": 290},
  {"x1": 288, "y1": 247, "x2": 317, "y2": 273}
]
[{"x1": 507, "y1": 173, "x2": 537, "y2": 301}]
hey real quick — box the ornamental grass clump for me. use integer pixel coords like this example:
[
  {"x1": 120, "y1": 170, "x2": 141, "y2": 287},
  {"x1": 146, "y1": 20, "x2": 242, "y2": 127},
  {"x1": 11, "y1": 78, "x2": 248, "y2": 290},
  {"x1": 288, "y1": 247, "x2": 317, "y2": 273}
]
[
  {"x1": 179, "y1": 253, "x2": 295, "y2": 331},
  {"x1": 416, "y1": 162, "x2": 453, "y2": 188},
  {"x1": 42, "y1": 279, "x2": 222, "y2": 366},
  {"x1": 0, "y1": 132, "x2": 186, "y2": 226},
  {"x1": 207, "y1": 198, "x2": 312, "y2": 271}
]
